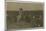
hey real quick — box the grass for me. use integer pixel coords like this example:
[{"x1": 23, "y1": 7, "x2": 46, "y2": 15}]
[{"x1": 7, "y1": 11, "x2": 43, "y2": 29}]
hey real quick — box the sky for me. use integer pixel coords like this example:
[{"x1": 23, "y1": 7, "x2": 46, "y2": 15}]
[{"x1": 6, "y1": 0, "x2": 44, "y2": 2}]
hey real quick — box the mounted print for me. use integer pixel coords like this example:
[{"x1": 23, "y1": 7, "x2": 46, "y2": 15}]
[{"x1": 5, "y1": 0, "x2": 44, "y2": 31}]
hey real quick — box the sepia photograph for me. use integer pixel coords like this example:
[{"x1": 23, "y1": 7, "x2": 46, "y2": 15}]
[{"x1": 5, "y1": 0, "x2": 44, "y2": 31}]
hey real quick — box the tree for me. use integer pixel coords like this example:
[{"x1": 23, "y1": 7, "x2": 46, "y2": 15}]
[{"x1": 17, "y1": 8, "x2": 23, "y2": 24}]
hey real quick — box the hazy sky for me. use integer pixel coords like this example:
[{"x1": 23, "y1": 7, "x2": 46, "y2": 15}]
[
  {"x1": 6, "y1": 2, "x2": 44, "y2": 11},
  {"x1": 6, "y1": 0, "x2": 43, "y2": 2}
]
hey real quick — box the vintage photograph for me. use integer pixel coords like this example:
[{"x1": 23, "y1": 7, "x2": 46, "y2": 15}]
[{"x1": 5, "y1": 1, "x2": 44, "y2": 31}]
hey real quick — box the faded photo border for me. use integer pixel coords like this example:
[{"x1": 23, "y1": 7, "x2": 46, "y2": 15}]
[{"x1": 0, "y1": 0, "x2": 46, "y2": 31}]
